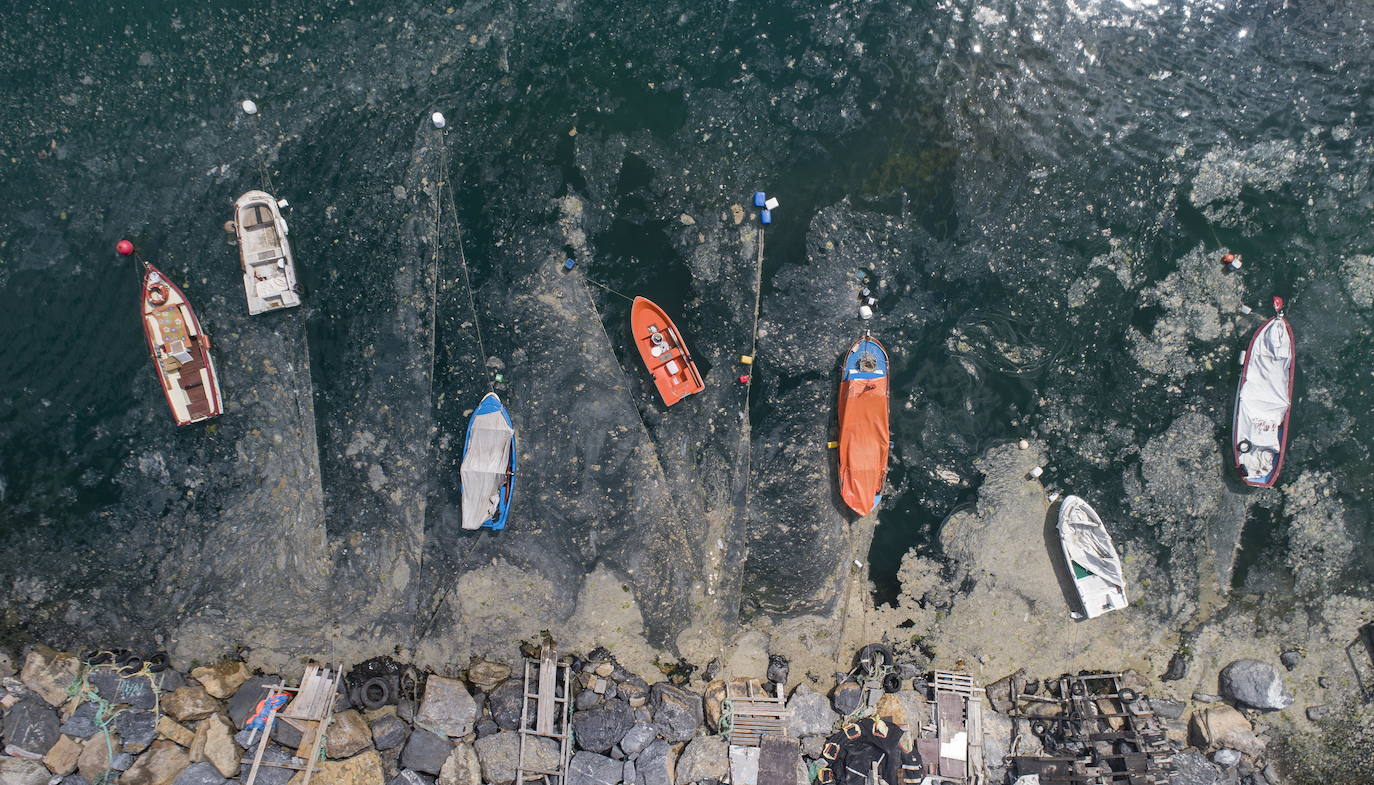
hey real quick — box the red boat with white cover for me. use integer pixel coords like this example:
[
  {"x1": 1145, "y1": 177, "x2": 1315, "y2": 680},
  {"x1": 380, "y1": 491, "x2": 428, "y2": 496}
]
[{"x1": 140, "y1": 262, "x2": 223, "y2": 425}]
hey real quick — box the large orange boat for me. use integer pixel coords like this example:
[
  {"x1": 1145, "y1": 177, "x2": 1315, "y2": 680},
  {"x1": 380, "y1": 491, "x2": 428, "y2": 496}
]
[
  {"x1": 630, "y1": 296, "x2": 704, "y2": 406},
  {"x1": 837, "y1": 333, "x2": 890, "y2": 516},
  {"x1": 140, "y1": 262, "x2": 223, "y2": 425}
]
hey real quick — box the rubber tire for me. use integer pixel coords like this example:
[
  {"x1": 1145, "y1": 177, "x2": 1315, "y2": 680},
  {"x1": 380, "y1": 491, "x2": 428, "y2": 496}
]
[
  {"x1": 358, "y1": 676, "x2": 392, "y2": 710},
  {"x1": 856, "y1": 643, "x2": 895, "y2": 677},
  {"x1": 1070, "y1": 681, "x2": 1087, "y2": 697},
  {"x1": 1118, "y1": 688, "x2": 1139, "y2": 704},
  {"x1": 882, "y1": 673, "x2": 902, "y2": 694},
  {"x1": 1030, "y1": 720, "x2": 1049, "y2": 737},
  {"x1": 84, "y1": 650, "x2": 115, "y2": 666},
  {"x1": 118, "y1": 653, "x2": 144, "y2": 675}
]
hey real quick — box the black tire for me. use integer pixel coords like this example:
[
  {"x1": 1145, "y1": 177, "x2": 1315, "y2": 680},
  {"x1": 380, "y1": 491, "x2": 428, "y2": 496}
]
[
  {"x1": 84, "y1": 650, "x2": 115, "y2": 666},
  {"x1": 1070, "y1": 681, "x2": 1087, "y2": 697},
  {"x1": 882, "y1": 673, "x2": 902, "y2": 693},
  {"x1": 1118, "y1": 688, "x2": 1139, "y2": 703},
  {"x1": 146, "y1": 652, "x2": 170, "y2": 673},
  {"x1": 856, "y1": 643, "x2": 894, "y2": 677},
  {"x1": 1030, "y1": 720, "x2": 1048, "y2": 737},
  {"x1": 358, "y1": 676, "x2": 392, "y2": 710}
]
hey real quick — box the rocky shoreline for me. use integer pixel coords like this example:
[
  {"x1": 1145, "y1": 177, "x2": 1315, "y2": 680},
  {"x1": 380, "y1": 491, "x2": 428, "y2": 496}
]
[{"x1": 3, "y1": 625, "x2": 1370, "y2": 785}]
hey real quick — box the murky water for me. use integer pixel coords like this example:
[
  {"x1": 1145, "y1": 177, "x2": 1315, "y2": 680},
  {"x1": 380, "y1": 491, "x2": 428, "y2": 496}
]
[{"x1": 1, "y1": 0, "x2": 1371, "y2": 638}]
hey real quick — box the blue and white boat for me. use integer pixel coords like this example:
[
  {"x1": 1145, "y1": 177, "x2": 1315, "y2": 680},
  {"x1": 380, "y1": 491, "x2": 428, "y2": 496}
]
[{"x1": 460, "y1": 392, "x2": 516, "y2": 530}]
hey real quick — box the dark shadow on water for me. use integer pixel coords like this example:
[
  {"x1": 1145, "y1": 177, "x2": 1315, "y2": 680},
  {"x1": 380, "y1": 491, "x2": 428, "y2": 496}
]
[{"x1": 1044, "y1": 499, "x2": 1085, "y2": 620}]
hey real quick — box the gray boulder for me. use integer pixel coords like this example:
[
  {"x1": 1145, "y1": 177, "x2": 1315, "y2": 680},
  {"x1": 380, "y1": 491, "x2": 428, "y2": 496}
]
[
  {"x1": 415, "y1": 676, "x2": 477, "y2": 738},
  {"x1": 474, "y1": 731, "x2": 558, "y2": 785},
  {"x1": 650, "y1": 684, "x2": 701, "y2": 744},
  {"x1": 60, "y1": 703, "x2": 101, "y2": 738},
  {"x1": 636, "y1": 740, "x2": 674, "y2": 785},
  {"x1": 1151, "y1": 698, "x2": 1187, "y2": 720},
  {"x1": 488, "y1": 680, "x2": 523, "y2": 730},
  {"x1": 576, "y1": 690, "x2": 601, "y2": 711},
  {"x1": 786, "y1": 683, "x2": 838, "y2": 737},
  {"x1": 237, "y1": 743, "x2": 295, "y2": 785},
  {"x1": 0, "y1": 757, "x2": 50, "y2": 785},
  {"x1": 1279, "y1": 650, "x2": 1301, "y2": 671},
  {"x1": 114, "y1": 709, "x2": 158, "y2": 753},
  {"x1": 1211, "y1": 749, "x2": 1241, "y2": 767},
  {"x1": 1172, "y1": 749, "x2": 1223, "y2": 785},
  {"x1": 87, "y1": 668, "x2": 156, "y2": 710},
  {"x1": 389, "y1": 770, "x2": 437, "y2": 785},
  {"x1": 623, "y1": 760, "x2": 636, "y2": 785},
  {"x1": 171, "y1": 762, "x2": 229, "y2": 785},
  {"x1": 1219, "y1": 660, "x2": 1293, "y2": 711},
  {"x1": 573, "y1": 699, "x2": 635, "y2": 753},
  {"x1": 372, "y1": 713, "x2": 411, "y2": 750},
  {"x1": 60, "y1": 776, "x2": 90, "y2": 785},
  {"x1": 403, "y1": 729, "x2": 454, "y2": 776},
  {"x1": 619, "y1": 723, "x2": 656, "y2": 757},
  {"x1": 154, "y1": 670, "x2": 188, "y2": 693},
  {"x1": 674, "y1": 735, "x2": 727, "y2": 785},
  {"x1": 567, "y1": 751, "x2": 622, "y2": 785},
  {"x1": 2, "y1": 694, "x2": 60, "y2": 758},
  {"x1": 475, "y1": 718, "x2": 499, "y2": 738}
]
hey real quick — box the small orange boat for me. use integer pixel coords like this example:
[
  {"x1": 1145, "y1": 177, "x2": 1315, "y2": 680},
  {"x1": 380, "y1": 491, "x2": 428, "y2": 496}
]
[
  {"x1": 140, "y1": 262, "x2": 223, "y2": 426},
  {"x1": 837, "y1": 333, "x2": 890, "y2": 516},
  {"x1": 631, "y1": 296, "x2": 704, "y2": 406}
]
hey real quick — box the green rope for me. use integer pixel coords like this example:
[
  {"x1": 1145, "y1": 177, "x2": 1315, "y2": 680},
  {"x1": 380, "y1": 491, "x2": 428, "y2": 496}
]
[
  {"x1": 64, "y1": 653, "x2": 164, "y2": 785},
  {"x1": 718, "y1": 697, "x2": 734, "y2": 736}
]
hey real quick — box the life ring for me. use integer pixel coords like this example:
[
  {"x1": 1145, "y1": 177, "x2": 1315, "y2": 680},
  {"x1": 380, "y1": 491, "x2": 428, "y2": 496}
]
[
  {"x1": 1237, "y1": 439, "x2": 1252, "y2": 454},
  {"x1": 148, "y1": 284, "x2": 169, "y2": 306}
]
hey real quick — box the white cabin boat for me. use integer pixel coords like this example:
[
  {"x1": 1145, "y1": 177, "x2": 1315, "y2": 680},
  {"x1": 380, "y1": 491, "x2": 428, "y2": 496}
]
[
  {"x1": 232, "y1": 190, "x2": 301, "y2": 314},
  {"x1": 1057, "y1": 495, "x2": 1128, "y2": 619}
]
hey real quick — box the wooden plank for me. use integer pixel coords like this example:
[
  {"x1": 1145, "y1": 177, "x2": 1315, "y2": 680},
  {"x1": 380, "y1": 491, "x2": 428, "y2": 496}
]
[
  {"x1": 757, "y1": 735, "x2": 798, "y2": 785},
  {"x1": 243, "y1": 706, "x2": 279, "y2": 785},
  {"x1": 536, "y1": 655, "x2": 556, "y2": 736}
]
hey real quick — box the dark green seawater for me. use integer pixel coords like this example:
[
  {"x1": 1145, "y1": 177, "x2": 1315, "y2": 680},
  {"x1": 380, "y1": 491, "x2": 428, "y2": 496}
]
[{"x1": 1, "y1": 0, "x2": 1372, "y2": 631}]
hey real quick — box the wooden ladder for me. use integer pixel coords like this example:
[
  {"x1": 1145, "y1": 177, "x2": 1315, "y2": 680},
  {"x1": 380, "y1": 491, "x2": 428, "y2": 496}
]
[
  {"x1": 726, "y1": 681, "x2": 791, "y2": 747},
  {"x1": 243, "y1": 663, "x2": 343, "y2": 785},
  {"x1": 515, "y1": 647, "x2": 572, "y2": 785}
]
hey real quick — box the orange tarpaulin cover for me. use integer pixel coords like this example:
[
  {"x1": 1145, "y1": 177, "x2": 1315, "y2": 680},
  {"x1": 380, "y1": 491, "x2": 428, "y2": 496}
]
[{"x1": 838, "y1": 337, "x2": 890, "y2": 516}]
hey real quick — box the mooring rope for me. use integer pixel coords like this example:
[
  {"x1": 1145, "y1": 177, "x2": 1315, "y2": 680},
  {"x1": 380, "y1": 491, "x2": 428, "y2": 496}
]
[{"x1": 435, "y1": 129, "x2": 493, "y2": 391}]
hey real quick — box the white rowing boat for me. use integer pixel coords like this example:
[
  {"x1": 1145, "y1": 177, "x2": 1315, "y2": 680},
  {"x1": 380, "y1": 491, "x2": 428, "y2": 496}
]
[
  {"x1": 232, "y1": 190, "x2": 302, "y2": 314},
  {"x1": 1233, "y1": 297, "x2": 1295, "y2": 487},
  {"x1": 1057, "y1": 495, "x2": 1128, "y2": 619}
]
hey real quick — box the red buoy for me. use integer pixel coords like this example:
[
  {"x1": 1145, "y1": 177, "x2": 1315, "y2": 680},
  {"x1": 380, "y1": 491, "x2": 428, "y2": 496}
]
[
  {"x1": 737, "y1": 375, "x2": 750, "y2": 384},
  {"x1": 1272, "y1": 296, "x2": 1284, "y2": 312},
  {"x1": 1221, "y1": 253, "x2": 1235, "y2": 264},
  {"x1": 116, "y1": 240, "x2": 135, "y2": 256}
]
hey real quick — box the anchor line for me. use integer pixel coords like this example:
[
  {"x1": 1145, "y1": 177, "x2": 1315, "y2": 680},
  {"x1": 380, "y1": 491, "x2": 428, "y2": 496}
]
[
  {"x1": 582, "y1": 275, "x2": 635, "y2": 302},
  {"x1": 435, "y1": 130, "x2": 493, "y2": 391}
]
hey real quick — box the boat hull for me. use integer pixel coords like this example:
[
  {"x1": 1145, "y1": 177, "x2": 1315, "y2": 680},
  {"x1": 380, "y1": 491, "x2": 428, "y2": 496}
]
[
  {"x1": 460, "y1": 392, "x2": 516, "y2": 531},
  {"x1": 837, "y1": 335, "x2": 890, "y2": 516},
  {"x1": 140, "y1": 263, "x2": 223, "y2": 426},
  {"x1": 1232, "y1": 313, "x2": 1295, "y2": 487},
  {"x1": 631, "y1": 296, "x2": 704, "y2": 406},
  {"x1": 233, "y1": 190, "x2": 301, "y2": 315},
  {"x1": 1057, "y1": 495, "x2": 1128, "y2": 619}
]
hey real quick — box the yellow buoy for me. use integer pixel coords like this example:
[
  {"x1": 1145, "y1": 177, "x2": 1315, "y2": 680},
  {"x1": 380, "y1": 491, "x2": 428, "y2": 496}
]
[
  {"x1": 827, "y1": 440, "x2": 839, "y2": 449},
  {"x1": 740, "y1": 354, "x2": 754, "y2": 365}
]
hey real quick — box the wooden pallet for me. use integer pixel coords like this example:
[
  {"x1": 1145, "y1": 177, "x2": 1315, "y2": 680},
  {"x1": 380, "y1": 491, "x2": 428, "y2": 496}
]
[
  {"x1": 727, "y1": 681, "x2": 791, "y2": 747},
  {"x1": 243, "y1": 663, "x2": 343, "y2": 785},
  {"x1": 515, "y1": 647, "x2": 572, "y2": 785}
]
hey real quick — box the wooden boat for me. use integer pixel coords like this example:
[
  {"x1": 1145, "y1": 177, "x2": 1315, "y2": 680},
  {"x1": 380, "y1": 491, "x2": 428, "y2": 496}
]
[
  {"x1": 1233, "y1": 297, "x2": 1295, "y2": 487},
  {"x1": 140, "y1": 262, "x2": 223, "y2": 426},
  {"x1": 630, "y1": 296, "x2": 704, "y2": 406},
  {"x1": 461, "y1": 392, "x2": 516, "y2": 530},
  {"x1": 232, "y1": 190, "x2": 301, "y2": 314},
  {"x1": 1057, "y1": 495, "x2": 1128, "y2": 619},
  {"x1": 837, "y1": 333, "x2": 890, "y2": 516}
]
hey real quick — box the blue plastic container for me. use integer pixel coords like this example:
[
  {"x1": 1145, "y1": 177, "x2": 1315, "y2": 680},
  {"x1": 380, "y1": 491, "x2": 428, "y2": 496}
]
[
  {"x1": 753, "y1": 191, "x2": 767, "y2": 208},
  {"x1": 563, "y1": 258, "x2": 577, "y2": 270},
  {"x1": 760, "y1": 209, "x2": 772, "y2": 225}
]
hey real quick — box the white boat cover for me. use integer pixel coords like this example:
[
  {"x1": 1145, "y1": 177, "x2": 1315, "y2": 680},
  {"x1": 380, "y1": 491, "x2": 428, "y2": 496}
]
[
  {"x1": 1058, "y1": 496, "x2": 1125, "y2": 591},
  {"x1": 1235, "y1": 316, "x2": 1293, "y2": 480},
  {"x1": 460, "y1": 407, "x2": 514, "y2": 530}
]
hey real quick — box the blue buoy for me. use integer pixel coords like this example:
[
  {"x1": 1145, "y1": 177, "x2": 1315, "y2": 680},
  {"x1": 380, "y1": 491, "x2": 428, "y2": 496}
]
[
  {"x1": 753, "y1": 191, "x2": 767, "y2": 208},
  {"x1": 563, "y1": 258, "x2": 577, "y2": 270},
  {"x1": 760, "y1": 209, "x2": 772, "y2": 225}
]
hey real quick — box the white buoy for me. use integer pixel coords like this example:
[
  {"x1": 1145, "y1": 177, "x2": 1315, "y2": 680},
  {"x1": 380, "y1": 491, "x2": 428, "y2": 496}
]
[
  {"x1": 1239, "y1": 303, "x2": 1252, "y2": 314},
  {"x1": 1047, "y1": 491, "x2": 1061, "y2": 502},
  {"x1": 431, "y1": 111, "x2": 447, "y2": 129},
  {"x1": 1238, "y1": 350, "x2": 1247, "y2": 366},
  {"x1": 241, "y1": 99, "x2": 258, "y2": 115},
  {"x1": 1018, "y1": 439, "x2": 1029, "y2": 450},
  {"x1": 853, "y1": 560, "x2": 863, "y2": 568},
  {"x1": 1029, "y1": 466, "x2": 1044, "y2": 479},
  {"x1": 276, "y1": 198, "x2": 289, "y2": 209},
  {"x1": 858, "y1": 304, "x2": 874, "y2": 320},
  {"x1": 764, "y1": 197, "x2": 780, "y2": 210}
]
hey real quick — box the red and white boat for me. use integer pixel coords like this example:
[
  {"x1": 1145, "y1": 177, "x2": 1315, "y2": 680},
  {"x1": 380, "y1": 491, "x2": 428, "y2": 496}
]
[
  {"x1": 1232, "y1": 296, "x2": 1295, "y2": 487},
  {"x1": 140, "y1": 262, "x2": 223, "y2": 425},
  {"x1": 631, "y1": 296, "x2": 704, "y2": 406}
]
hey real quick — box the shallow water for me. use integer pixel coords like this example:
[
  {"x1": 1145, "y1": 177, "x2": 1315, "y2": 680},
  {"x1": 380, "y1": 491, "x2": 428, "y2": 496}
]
[{"x1": 1, "y1": 0, "x2": 1371, "y2": 638}]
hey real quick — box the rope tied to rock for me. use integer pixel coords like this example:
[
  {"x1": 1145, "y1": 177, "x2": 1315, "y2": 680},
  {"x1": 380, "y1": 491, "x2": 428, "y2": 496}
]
[{"x1": 64, "y1": 652, "x2": 165, "y2": 785}]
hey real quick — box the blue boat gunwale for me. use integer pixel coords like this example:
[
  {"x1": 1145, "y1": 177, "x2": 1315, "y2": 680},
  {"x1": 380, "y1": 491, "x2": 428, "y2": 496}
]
[{"x1": 461, "y1": 391, "x2": 517, "y2": 531}]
